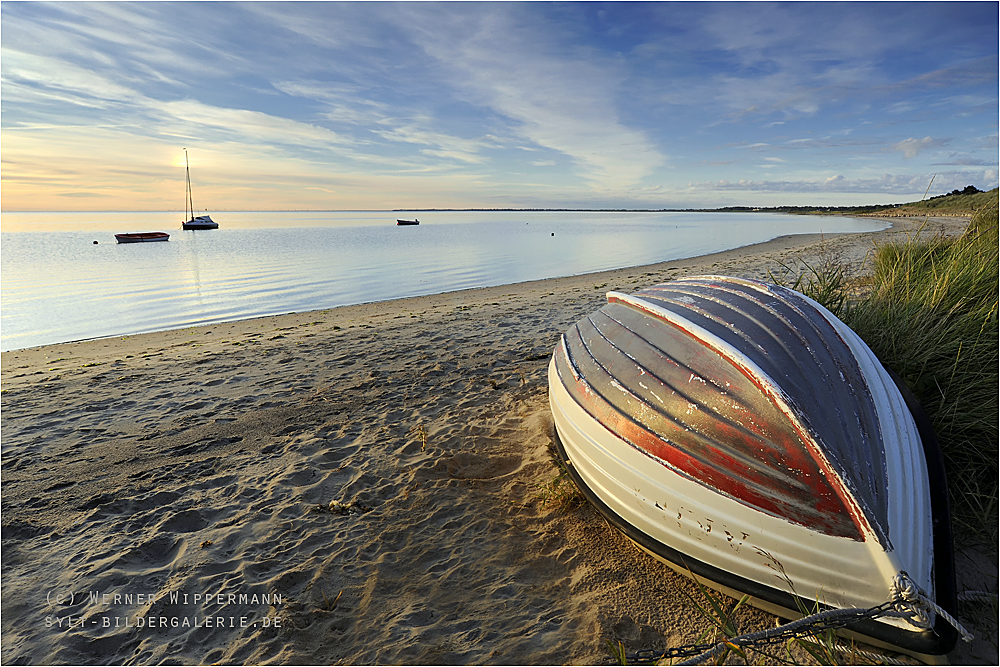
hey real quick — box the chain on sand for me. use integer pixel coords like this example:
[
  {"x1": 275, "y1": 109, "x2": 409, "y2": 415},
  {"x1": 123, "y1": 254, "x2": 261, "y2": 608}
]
[
  {"x1": 623, "y1": 601, "x2": 899, "y2": 664},
  {"x1": 622, "y1": 573, "x2": 975, "y2": 665}
]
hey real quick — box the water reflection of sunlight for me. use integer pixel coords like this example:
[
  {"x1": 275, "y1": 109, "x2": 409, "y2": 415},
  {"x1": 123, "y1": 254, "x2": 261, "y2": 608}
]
[
  {"x1": 179, "y1": 230, "x2": 206, "y2": 307},
  {"x1": 1, "y1": 211, "x2": 889, "y2": 350}
]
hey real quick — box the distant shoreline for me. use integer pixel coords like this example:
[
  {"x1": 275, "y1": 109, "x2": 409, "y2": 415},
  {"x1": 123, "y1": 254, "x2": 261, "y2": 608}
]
[{"x1": 3, "y1": 186, "x2": 993, "y2": 216}]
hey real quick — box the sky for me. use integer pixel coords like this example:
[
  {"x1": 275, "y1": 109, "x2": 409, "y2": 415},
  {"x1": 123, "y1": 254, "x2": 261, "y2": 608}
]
[{"x1": 1, "y1": 1, "x2": 997, "y2": 211}]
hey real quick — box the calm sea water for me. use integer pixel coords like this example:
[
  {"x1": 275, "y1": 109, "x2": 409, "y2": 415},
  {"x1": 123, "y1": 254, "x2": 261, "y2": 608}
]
[{"x1": 0, "y1": 210, "x2": 886, "y2": 351}]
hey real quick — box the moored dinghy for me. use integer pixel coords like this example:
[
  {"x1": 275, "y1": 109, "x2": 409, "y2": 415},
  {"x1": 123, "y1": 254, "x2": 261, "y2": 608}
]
[
  {"x1": 115, "y1": 232, "x2": 170, "y2": 243},
  {"x1": 548, "y1": 275, "x2": 958, "y2": 659}
]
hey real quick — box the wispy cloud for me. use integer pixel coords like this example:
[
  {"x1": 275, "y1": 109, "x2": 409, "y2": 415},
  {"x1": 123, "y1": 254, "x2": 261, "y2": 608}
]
[
  {"x1": 371, "y1": 123, "x2": 496, "y2": 165},
  {"x1": 892, "y1": 136, "x2": 947, "y2": 159},
  {"x1": 398, "y1": 4, "x2": 665, "y2": 190},
  {"x1": 933, "y1": 157, "x2": 995, "y2": 167}
]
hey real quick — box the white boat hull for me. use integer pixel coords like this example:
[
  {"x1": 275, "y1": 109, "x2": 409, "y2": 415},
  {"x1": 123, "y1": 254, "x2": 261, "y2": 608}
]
[{"x1": 547, "y1": 275, "x2": 958, "y2": 658}]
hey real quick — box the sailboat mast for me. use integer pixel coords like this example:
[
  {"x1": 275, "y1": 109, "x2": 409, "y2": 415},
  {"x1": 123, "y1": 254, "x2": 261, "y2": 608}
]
[{"x1": 184, "y1": 148, "x2": 193, "y2": 222}]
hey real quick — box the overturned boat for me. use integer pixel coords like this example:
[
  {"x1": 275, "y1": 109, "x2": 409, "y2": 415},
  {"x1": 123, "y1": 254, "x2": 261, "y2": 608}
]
[{"x1": 548, "y1": 275, "x2": 957, "y2": 659}]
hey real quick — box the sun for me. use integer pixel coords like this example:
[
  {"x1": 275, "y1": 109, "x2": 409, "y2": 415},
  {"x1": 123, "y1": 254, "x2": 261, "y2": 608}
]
[{"x1": 171, "y1": 150, "x2": 189, "y2": 169}]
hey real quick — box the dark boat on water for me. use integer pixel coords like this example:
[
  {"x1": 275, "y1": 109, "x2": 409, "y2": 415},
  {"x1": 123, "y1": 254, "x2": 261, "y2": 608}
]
[
  {"x1": 115, "y1": 232, "x2": 170, "y2": 243},
  {"x1": 181, "y1": 149, "x2": 219, "y2": 230},
  {"x1": 183, "y1": 214, "x2": 218, "y2": 230},
  {"x1": 396, "y1": 219, "x2": 420, "y2": 226},
  {"x1": 548, "y1": 275, "x2": 957, "y2": 660}
]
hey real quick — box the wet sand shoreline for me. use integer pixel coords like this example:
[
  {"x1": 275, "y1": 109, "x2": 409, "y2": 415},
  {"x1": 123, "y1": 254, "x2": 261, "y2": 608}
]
[{"x1": 2, "y1": 215, "x2": 994, "y2": 665}]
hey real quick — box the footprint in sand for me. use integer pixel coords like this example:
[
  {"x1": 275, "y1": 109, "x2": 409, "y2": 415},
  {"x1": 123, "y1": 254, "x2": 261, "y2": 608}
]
[
  {"x1": 157, "y1": 508, "x2": 210, "y2": 533},
  {"x1": 445, "y1": 452, "x2": 522, "y2": 480}
]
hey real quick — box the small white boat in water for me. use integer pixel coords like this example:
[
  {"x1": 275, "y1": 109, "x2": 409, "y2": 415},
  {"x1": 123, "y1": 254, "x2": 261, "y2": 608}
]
[
  {"x1": 181, "y1": 149, "x2": 219, "y2": 230},
  {"x1": 548, "y1": 275, "x2": 957, "y2": 659}
]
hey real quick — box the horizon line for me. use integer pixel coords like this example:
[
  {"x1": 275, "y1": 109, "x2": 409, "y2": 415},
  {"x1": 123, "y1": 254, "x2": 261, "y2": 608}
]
[{"x1": 1, "y1": 203, "x2": 914, "y2": 214}]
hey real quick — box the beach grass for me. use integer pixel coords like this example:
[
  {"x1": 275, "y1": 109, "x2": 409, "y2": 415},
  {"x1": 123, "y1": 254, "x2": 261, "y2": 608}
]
[
  {"x1": 882, "y1": 186, "x2": 999, "y2": 217},
  {"x1": 536, "y1": 442, "x2": 585, "y2": 511}
]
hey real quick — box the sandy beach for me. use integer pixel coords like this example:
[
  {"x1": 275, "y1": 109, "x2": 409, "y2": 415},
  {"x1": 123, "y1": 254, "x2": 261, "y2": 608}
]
[{"x1": 2, "y1": 215, "x2": 995, "y2": 665}]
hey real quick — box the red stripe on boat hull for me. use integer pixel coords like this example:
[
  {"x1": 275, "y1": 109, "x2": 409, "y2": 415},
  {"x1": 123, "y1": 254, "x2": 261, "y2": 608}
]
[{"x1": 554, "y1": 333, "x2": 864, "y2": 540}]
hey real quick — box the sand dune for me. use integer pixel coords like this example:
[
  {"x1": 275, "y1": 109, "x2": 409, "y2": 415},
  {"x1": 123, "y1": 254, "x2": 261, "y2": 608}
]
[{"x1": 2, "y1": 216, "x2": 994, "y2": 665}]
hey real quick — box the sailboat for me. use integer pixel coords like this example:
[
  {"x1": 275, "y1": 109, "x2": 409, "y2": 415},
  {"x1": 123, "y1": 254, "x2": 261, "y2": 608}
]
[{"x1": 181, "y1": 149, "x2": 219, "y2": 230}]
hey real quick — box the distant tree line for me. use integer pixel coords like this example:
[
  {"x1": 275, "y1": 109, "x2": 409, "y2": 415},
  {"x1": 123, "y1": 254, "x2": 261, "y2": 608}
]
[
  {"x1": 928, "y1": 185, "x2": 983, "y2": 200},
  {"x1": 708, "y1": 185, "x2": 988, "y2": 215},
  {"x1": 707, "y1": 204, "x2": 903, "y2": 214}
]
